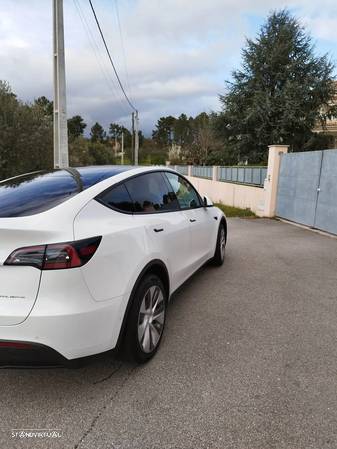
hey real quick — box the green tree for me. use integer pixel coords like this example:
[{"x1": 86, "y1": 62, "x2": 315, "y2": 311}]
[
  {"x1": 0, "y1": 81, "x2": 18, "y2": 176},
  {"x1": 123, "y1": 128, "x2": 132, "y2": 149},
  {"x1": 90, "y1": 122, "x2": 106, "y2": 143},
  {"x1": 139, "y1": 137, "x2": 167, "y2": 165},
  {"x1": 138, "y1": 130, "x2": 144, "y2": 148},
  {"x1": 302, "y1": 132, "x2": 335, "y2": 151},
  {"x1": 0, "y1": 82, "x2": 53, "y2": 179},
  {"x1": 173, "y1": 113, "x2": 192, "y2": 146},
  {"x1": 68, "y1": 115, "x2": 87, "y2": 141},
  {"x1": 152, "y1": 116, "x2": 176, "y2": 147},
  {"x1": 69, "y1": 136, "x2": 93, "y2": 166},
  {"x1": 109, "y1": 122, "x2": 123, "y2": 139},
  {"x1": 217, "y1": 9, "x2": 337, "y2": 163},
  {"x1": 34, "y1": 96, "x2": 53, "y2": 116},
  {"x1": 193, "y1": 112, "x2": 221, "y2": 163},
  {"x1": 109, "y1": 122, "x2": 132, "y2": 148},
  {"x1": 88, "y1": 142, "x2": 115, "y2": 165}
]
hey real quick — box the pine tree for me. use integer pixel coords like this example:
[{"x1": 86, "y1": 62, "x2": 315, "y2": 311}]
[
  {"x1": 152, "y1": 116, "x2": 176, "y2": 147},
  {"x1": 68, "y1": 115, "x2": 87, "y2": 141},
  {"x1": 217, "y1": 9, "x2": 336, "y2": 163},
  {"x1": 90, "y1": 122, "x2": 106, "y2": 143}
]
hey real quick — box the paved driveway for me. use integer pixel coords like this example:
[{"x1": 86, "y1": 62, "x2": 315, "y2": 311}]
[{"x1": 1, "y1": 218, "x2": 337, "y2": 449}]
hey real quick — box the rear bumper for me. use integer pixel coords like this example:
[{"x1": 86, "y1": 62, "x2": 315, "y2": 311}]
[
  {"x1": 0, "y1": 269, "x2": 130, "y2": 360},
  {"x1": 0, "y1": 340, "x2": 67, "y2": 367},
  {"x1": 0, "y1": 301, "x2": 125, "y2": 361}
]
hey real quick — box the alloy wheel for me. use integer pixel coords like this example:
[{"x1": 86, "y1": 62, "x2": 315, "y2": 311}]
[
  {"x1": 220, "y1": 227, "x2": 226, "y2": 260},
  {"x1": 137, "y1": 285, "x2": 165, "y2": 353}
]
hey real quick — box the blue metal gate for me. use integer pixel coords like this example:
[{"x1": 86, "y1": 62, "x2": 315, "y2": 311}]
[
  {"x1": 276, "y1": 149, "x2": 337, "y2": 235},
  {"x1": 314, "y1": 150, "x2": 337, "y2": 234}
]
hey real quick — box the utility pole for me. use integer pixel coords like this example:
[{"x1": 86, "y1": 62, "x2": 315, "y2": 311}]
[
  {"x1": 131, "y1": 112, "x2": 135, "y2": 165},
  {"x1": 121, "y1": 132, "x2": 124, "y2": 165},
  {"x1": 53, "y1": 0, "x2": 69, "y2": 168},
  {"x1": 134, "y1": 110, "x2": 139, "y2": 165}
]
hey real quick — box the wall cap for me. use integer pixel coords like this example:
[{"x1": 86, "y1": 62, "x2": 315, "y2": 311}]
[{"x1": 268, "y1": 145, "x2": 289, "y2": 148}]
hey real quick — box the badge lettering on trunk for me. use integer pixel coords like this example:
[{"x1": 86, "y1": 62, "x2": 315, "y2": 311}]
[{"x1": 0, "y1": 295, "x2": 26, "y2": 300}]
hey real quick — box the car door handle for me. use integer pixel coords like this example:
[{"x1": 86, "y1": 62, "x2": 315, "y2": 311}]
[
  {"x1": 189, "y1": 219, "x2": 197, "y2": 223},
  {"x1": 153, "y1": 228, "x2": 164, "y2": 233}
]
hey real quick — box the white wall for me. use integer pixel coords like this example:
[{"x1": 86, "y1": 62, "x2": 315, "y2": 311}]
[
  {"x1": 187, "y1": 176, "x2": 266, "y2": 217},
  {"x1": 181, "y1": 145, "x2": 288, "y2": 217}
]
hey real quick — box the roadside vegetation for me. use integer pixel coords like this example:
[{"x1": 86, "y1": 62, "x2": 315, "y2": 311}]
[
  {"x1": 0, "y1": 9, "x2": 336, "y2": 180},
  {"x1": 214, "y1": 203, "x2": 256, "y2": 218}
]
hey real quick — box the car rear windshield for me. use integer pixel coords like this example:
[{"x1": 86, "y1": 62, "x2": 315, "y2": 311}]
[{"x1": 0, "y1": 167, "x2": 132, "y2": 217}]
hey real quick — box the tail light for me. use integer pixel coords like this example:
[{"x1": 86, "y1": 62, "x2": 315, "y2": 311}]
[
  {"x1": 4, "y1": 236, "x2": 102, "y2": 270},
  {"x1": 0, "y1": 341, "x2": 33, "y2": 349}
]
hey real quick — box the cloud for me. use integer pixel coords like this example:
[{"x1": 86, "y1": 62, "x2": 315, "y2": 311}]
[
  {"x1": 0, "y1": 37, "x2": 29, "y2": 50},
  {"x1": 303, "y1": 17, "x2": 337, "y2": 42},
  {"x1": 0, "y1": 0, "x2": 336, "y2": 134}
]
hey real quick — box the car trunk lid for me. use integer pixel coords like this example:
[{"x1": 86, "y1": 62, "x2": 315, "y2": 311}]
[{"x1": 0, "y1": 219, "x2": 72, "y2": 325}]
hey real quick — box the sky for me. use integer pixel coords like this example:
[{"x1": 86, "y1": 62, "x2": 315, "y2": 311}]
[{"x1": 1, "y1": 0, "x2": 337, "y2": 135}]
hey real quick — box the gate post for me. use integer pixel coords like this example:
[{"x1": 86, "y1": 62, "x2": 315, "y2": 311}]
[
  {"x1": 212, "y1": 166, "x2": 219, "y2": 181},
  {"x1": 188, "y1": 165, "x2": 192, "y2": 177},
  {"x1": 263, "y1": 145, "x2": 289, "y2": 217}
]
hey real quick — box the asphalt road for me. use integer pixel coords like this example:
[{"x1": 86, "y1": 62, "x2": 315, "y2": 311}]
[{"x1": 1, "y1": 218, "x2": 337, "y2": 449}]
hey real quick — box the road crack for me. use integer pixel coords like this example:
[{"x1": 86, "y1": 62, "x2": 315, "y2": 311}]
[
  {"x1": 74, "y1": 364, "x2": 137, "y2": 449},
  {"x1": 93, "y1": 363, "x2": 123, "y2": 385}
]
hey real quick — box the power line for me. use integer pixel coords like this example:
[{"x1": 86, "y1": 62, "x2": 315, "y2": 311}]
[
  {"x1": 113, "y1": 0, "x2": 133, "y2": 102},
  {"x1": 73, "y1": 0, "x2": 129, "y2": 116},
  {"x1": 88, "y1": 0, "x2": 137, "y2": 113}
]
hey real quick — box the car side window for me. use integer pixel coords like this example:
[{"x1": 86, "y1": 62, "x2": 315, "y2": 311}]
[
  {"x1": 125, "y1": 172, "x2": 179, "y2": 213},
  {"x1": 96, "y1": 183, "x2": 134, "y2": 212},
  {"x1": 164, "y1": 172, "x2": 201, "y2": 210}
]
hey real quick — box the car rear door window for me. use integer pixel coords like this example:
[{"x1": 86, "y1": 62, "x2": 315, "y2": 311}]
[
  {"x1": 164, "y1": 172, "x2": 201, "y2": 209},
  {"x1": 96, "y1": 183, "x2": 134, "y2": 212},
  {"x1": 125, "y1": 172, "x2": 179, "y2": 213},
  {"x1": 0, "y1": 171, "x2": 80, "y2": 217}
]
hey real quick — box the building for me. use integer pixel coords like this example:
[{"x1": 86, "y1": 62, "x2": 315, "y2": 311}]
[{"x1": 313, "y1": 81, "x2": 337, "y2": 147}]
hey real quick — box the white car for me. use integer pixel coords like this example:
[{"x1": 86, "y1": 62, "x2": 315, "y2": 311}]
[{"x1": 0, "y1": 166, "x2": 227, "y2": 364}]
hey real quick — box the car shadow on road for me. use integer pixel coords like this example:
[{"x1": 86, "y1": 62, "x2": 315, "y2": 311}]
[{"x1": 0, "y1": 261, "x2": 222, "y2": 397}]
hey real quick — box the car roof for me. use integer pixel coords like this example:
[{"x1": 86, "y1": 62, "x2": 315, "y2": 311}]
[
  {"x1": 0, "y1": 165, "x2": 179, "y2": 221},
  {"x1": 0, "y1": 165, "x2": 155, "y2": 192},
  {"x1": 73, "y1": 165, "x2": 135, "y2": 189},
  {"x1": 72, "y1": 165, "x2": 178, "y2": 189},
  {"x1": 0, "y1": 166, "x2": 178, "y2": 197}
]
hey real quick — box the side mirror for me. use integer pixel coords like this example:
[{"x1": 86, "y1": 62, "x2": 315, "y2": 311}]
[{"x1": 203, "y1": 195, "x2": 213, "y2": 207}]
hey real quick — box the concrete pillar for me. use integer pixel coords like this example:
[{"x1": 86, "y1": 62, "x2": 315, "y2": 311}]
[
  {"x1": 263, "y1": 145, "x2": 288, "y2": 217},
  {"x1": 212, "y1": 166, "x2": 219, "y2": 181},
  {"x1": 188, "y1": 165, "x2": 192, "y2": 177}
]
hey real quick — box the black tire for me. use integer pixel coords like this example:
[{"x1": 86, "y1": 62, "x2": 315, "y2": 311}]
[
  {"x1": 123, "y1": 274, "x2": 167, "y2": 363},
  {"x1": 211, "y1": 221, "x2": 226, "y2": 266}
]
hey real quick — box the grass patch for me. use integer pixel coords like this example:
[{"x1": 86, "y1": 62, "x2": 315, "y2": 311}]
[{"x1": 214, "y1": 203, "x2": 256, "y2": 218}]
